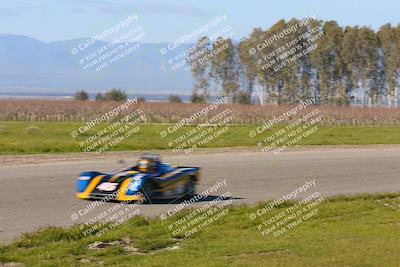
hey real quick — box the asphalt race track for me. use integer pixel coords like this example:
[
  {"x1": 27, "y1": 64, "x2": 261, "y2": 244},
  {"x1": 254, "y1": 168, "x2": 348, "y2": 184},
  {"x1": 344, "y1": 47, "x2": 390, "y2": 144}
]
[{"x1": 1, "y1": 147, "x2": 400, "y2": 243}]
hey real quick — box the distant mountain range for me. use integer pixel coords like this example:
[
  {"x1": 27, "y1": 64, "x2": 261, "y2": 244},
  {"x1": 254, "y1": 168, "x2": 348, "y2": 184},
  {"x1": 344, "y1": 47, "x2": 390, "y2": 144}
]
[{"x1": 0, "y1": 34, "x2": 194, "y2": 95}]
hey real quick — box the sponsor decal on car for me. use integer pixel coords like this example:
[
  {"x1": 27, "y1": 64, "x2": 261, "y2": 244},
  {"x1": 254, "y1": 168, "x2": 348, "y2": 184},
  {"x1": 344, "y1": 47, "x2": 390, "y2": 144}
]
[{"x1": 128, "y1": 174, "x2": 145, "y2": 191}]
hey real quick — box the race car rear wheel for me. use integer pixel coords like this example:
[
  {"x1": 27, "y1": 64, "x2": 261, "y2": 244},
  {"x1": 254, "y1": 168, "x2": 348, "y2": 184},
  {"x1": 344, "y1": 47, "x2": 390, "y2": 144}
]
[
  {"x1": 184, "y1": 178, "x2": 196, "y2": 199},
  {"x1": 140, "y1": 181, "x2": 155, "y2": 203}
]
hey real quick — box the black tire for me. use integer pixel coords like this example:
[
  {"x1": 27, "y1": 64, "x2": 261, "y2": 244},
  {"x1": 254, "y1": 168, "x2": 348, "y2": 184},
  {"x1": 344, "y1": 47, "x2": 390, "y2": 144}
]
[
  {"x1": 184, "y1": 179, "x2": 196, "y2": 199},
  {"x1": 140, "y1": 182, "x2": 154, "y2": 203}
]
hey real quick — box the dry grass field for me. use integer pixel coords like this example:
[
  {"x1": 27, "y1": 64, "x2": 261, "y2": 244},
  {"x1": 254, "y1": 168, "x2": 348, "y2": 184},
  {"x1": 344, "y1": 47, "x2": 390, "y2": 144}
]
[{"x1": 1, "y1": 99, "x2": 400, "y2": 126}]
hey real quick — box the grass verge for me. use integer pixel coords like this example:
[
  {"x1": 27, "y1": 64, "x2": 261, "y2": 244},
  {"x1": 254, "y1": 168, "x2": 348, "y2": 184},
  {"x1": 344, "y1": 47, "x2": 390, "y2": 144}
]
[
  {"x1": 0, "y1": 194, "x2": 399, "y2": 266},
  {"x1": 1, "y1": 121, "x2": 400, "y2": 155}
]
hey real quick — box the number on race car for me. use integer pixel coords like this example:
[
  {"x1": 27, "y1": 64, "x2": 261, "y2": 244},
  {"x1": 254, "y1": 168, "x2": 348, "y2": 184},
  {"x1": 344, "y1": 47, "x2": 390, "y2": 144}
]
[{"x1": 96, "y1": 182, "x2": 118, "y2": 191}]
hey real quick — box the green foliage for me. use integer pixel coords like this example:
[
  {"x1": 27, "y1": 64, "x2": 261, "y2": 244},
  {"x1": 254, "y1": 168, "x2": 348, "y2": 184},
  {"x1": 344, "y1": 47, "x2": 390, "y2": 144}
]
[
  {"x1": 188, "y1": 19, "x2": 400, "y2": 107},
  {"x1": 234, "y1": 91, "x2": 251, "y2": 104},
  {"x1": 100, "y1": 89, "x2": 128, "y2": 102},
  {"x1": 187, "y1": 37, "x2": 211, "y2": 102},
  {"x1": 1, "y1": 121, "x2": 400, "y2": 155},
  {"x1": 0, "y1": 125, "x2": 8, "y2": 134},
  {"x1": 74, "y1": 90, "x2": 89, "y2": 101},
  {"x1": 25, "y1": 125, "x2": 40, "y2": 134},
  {"x1": 14, "y1": 226, "x2": 84, "y2": 248},
  {"x1": 190, "y1": 92, "x2": 206, "y2": 103},
  {"x1": 168, "y1": 94, "x2": 182, "y2": 103},
  {"x1": 95, "y1": 92, "x2": 105, "y2": 101},
  {"x1": 1, "y1": 194, "x2": 400, "y2": 266}
]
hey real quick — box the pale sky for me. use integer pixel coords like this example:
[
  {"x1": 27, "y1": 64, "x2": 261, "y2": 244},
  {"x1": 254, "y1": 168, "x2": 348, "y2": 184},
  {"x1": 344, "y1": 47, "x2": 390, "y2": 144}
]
[{"x1": 0, "y1": 0, "x2": 398, "y2": 42}]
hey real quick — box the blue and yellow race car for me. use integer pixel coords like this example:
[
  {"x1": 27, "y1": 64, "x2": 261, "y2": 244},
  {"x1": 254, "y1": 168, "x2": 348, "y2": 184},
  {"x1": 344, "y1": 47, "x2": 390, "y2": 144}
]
[{"x1": 76, "y1": 153, "x2": 200, "y2": 202}]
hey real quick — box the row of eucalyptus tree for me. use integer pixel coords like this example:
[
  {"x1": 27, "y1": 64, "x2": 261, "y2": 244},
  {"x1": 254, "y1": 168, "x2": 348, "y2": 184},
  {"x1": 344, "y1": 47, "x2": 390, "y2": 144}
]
[{"x1": 187, "y1": 19, "x2": 400, "y2": 107}]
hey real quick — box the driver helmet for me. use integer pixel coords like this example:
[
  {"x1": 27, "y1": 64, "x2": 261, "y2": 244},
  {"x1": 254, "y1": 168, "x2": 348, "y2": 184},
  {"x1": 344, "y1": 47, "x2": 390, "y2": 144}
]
[{"x1": 138, "y1": 153, "x2": 161, "y2": 173}]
